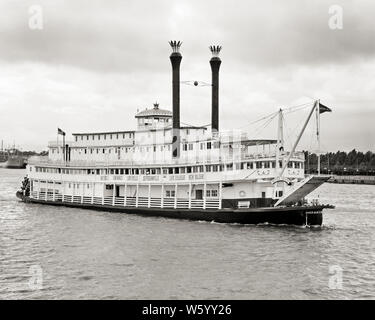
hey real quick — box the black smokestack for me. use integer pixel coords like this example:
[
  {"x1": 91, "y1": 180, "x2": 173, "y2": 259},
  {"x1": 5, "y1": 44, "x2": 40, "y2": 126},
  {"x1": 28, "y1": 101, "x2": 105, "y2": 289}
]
[
  {"x1": 169, "y1": 40, "x2": 182, "y2": 158},
  {"x1": 209, "y1": 45, "x2": 222, "y2": 134}
]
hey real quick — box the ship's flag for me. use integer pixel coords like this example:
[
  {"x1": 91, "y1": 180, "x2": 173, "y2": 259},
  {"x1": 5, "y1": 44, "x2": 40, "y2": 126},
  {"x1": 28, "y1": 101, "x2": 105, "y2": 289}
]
[
  {"x1": 319, "y1": 103, "x2": 332, "y2": 114},
  {"x1": 57, "y1": 128, "x2": 66, "y2": 136}
]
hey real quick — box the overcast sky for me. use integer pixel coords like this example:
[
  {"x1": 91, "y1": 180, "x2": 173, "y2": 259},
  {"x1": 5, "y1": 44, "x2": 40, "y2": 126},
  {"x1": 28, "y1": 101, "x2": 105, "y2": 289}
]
[{"x1": 0, "y1": 0, "x2": 374, "y2": 152}]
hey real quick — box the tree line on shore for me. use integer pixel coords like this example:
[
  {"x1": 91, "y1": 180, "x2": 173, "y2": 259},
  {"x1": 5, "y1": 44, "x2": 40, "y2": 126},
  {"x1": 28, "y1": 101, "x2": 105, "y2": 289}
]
[{"x1": 303, "y1": 149, "x2": 375, "y2": 175}]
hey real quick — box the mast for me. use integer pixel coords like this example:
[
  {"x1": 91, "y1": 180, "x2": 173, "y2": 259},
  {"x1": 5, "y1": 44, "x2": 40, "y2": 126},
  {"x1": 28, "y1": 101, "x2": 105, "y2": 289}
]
[
  {"x1": 275, "y1": 108, "x2": 284, "y2": 175},
  {"x1": 277, "y1": 100, "x2": 318, "y2": 179},
  {"x1": 316, "y1": 99, "x2": 321, "y2": 175}
]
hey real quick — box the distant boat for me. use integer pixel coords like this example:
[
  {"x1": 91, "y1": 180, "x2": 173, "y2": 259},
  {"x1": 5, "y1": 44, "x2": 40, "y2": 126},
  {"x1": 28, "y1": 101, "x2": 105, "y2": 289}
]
[{"x1": 5, "y1": 149, "x2": 27, "y2": 169}]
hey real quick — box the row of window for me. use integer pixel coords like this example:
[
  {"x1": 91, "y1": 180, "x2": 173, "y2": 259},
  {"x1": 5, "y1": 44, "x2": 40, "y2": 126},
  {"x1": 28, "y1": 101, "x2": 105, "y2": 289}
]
[
  {"x1": 74, "y1": 132, "x2": 134, "y2": 142},
  {"x1": 53, "y1": 141, "x2": 220, "y2": 155},
  {"x1": 34, "y1": 161, "x2": 303, "y2": 175}
]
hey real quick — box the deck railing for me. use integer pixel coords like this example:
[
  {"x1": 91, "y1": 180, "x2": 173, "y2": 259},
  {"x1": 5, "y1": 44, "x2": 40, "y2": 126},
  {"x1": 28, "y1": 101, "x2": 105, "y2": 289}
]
[
  {"x1": 28, "y1": 151, "x2": 304, "y2": 168},
  {"x1": 29, "y1": 192, "x2": 220, "y2": 210}
]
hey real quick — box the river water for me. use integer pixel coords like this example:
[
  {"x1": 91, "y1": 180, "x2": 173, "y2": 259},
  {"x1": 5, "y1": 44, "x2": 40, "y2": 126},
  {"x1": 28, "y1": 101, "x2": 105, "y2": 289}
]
[{"x1": 0, "y1": 168, "x2": 374, "y2": 299}]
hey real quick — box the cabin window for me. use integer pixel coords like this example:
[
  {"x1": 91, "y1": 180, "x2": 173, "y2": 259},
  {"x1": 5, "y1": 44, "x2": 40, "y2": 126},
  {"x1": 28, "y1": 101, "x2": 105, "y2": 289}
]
[
  {"x1": 188, "y1": 144, "x2": 193, "y2": 150},
  {"x1": 207, "y1": 142, "x2": 212, "y2": 149},
  {"x1": 104, "y1": 135, "x2": 106, "y2": 140},
  {"x1": 162, "y1": 169, "x2": 168, "y2": 174},
  {"x1": 226, "y1": 163, "x2": 233, "y2": 171},
  {"x1": 256, "y1": 162, "x2": 262, "y2": 169},
  {"x1": 200, "y1": 143, "x2": 205, "y2": 150},
  {"x1": 235, "y1": 163, "x2": 241, "y2": 170},
  {"x1": 166, "y1": 190, "x2": 175, "y2": 198},
  {"x1": 262, "y1": 192, "x2": 266, "y2": 198},
  {"x1": 211, "y1": 190, "x2": 218, "y2": 197},
  {"x1": 115, "y1": 169, "x2": 119, "y2": 175},
  {"x1": 174, "y1": 167, "x2": 180, "y2": 174},
  {"x1": 98, "y1": 135, "x2": 100, "y2": 140},
  {"x1": 86, "y1": 135, "x2": 89, "y2": 140},
  {"x1": 81, "y1": 136, "x2": 83, "y2": 140},
  {"x1": 110, "y1": 134, "x2": 112, "y2": 139},
  {"x1": 187, "y1": 167, "x2": 192, "y2": 173},
  {"x1": 168, "y1": 168, "x2": 173, "y2": 174},
  {"x1": 212, "y1": 165, "x2": 218, "y2": 172},
  {"x1": 213, "y1": 142, "x2": 220, "y2": 149},
  {"x1": 264, "y1": 162, "x2": 270, "y2": 168},
  {"x1": 75, "y1": 136, "x2": 78, "y2": 142},
  {"x1": 106, "y1": 185, "x2": 113, "y2": 190},
  {"x1": 183, "y1": 144, "x2": 188, "y2": 151},
  {"x1": 205, "y1": 165, "x2": 211, "y2": 172},
  {"x1": 180, "y1": 167, "x2": 186, "y2": 174},
  {"x1": 287, "y1": 162, "x2": 293, "y2": 168}
]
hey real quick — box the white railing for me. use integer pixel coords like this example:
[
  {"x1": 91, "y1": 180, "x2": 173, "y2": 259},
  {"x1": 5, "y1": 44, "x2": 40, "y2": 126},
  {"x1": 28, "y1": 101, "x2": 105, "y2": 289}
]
[
  {"x1": 29, "y1": 192, "x2": 220, "y2": 210},
  {"x1": 28, "y1": 151, "x2": 304, "y2": 168}
]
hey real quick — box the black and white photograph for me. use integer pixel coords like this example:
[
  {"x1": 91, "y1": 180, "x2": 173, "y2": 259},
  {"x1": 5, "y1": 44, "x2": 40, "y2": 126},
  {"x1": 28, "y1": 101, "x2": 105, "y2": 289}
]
[{"x1": 0, "y1": 0, "x2": 374, "y2": 305}]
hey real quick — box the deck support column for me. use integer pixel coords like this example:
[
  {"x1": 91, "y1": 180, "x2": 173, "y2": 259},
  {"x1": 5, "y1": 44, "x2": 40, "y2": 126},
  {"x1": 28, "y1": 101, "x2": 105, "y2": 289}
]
[
  {"x1": 203, "y1": 182, "x2": 207, "y2": 209},
  {"x1": 38, "y1": 180, "x2": 40, "y2": 199},
  {"x1": 81, "y1": 183, "x2": 84, "y2": 204},
  {"x1": 188, "y1": 183, "x2": 192, "y2": 209},
  {"x1": 148, "y1": 184, "x2": 151, "y2": 208},
  {"x1": 102, "y1": 183, "x2": 104, "y2": 205},
  {"x1": 136, "y1": 183, "x2": 139, "y2": 207},
  {"x1": 112, "y1": 183, "x2": 115, "y2": 206},
  {"x1": 161, "y1": 184, "x2": 164, "y2": 208},
  {"x1": 71, "y1": 182, "x2": 74, "y2": 202},
  {"x1": 174, "y1": 184, "x2": 177, "y2": 209},
  {"x1": 91, "y1": 183, "x2": 94, "y2": 204},
  {"x1": 62, "y1": 181, "x2": 65, "y2": 202},
  {"x1": 52, "y1": 181, "x2": 55, "y2": 202},
  {"x1": 124, "y1": 184, "x2": 127, "y2": 207},
  {"x1": 219, "y1": 181, "x2": 222, "y2": 209},
  {"x1": 45, "y1": 181, "x2": 48, "y2": 201}
]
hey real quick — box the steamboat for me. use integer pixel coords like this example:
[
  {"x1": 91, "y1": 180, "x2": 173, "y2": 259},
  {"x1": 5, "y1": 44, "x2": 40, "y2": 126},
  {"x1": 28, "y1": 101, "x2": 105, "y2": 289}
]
[{"x1": 17, "y1": 41, "x2": 334, "y2": 226}]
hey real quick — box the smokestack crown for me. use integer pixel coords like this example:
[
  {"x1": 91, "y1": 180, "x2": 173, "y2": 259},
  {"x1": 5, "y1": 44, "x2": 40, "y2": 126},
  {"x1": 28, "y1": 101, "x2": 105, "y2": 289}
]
[
  {"x1": 169, "y1": 40, "x2": 182, "y2": 54},
  {"x1": 210, "y1": 45, "x2": 222, "y2": 59}
]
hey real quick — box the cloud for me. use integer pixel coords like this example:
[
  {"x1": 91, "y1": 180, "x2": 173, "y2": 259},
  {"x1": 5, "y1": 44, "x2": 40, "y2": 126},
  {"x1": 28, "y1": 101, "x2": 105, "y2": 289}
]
[
  {"x1": 1, "y1": 0, "x2": 375, "y2": 72},
  {"x1": 0, "y1": 0, "x2": 374, "y2": 152}
]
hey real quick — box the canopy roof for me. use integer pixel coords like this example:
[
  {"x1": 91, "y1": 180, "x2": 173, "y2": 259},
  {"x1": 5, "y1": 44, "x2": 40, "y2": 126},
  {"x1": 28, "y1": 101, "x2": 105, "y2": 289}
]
[{"x1": 135, "y1": 103, "x2": 172, "y2": 118}]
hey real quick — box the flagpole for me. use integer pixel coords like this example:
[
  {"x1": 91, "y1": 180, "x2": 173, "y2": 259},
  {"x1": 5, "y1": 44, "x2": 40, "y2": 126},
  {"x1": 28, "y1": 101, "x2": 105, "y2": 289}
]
[
  {"x1": 57, "y1": 128, "x2": 59, "y2": 160},
  {"x1": 63, "y1": 133, "x2": 65, "y2": 164}
]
